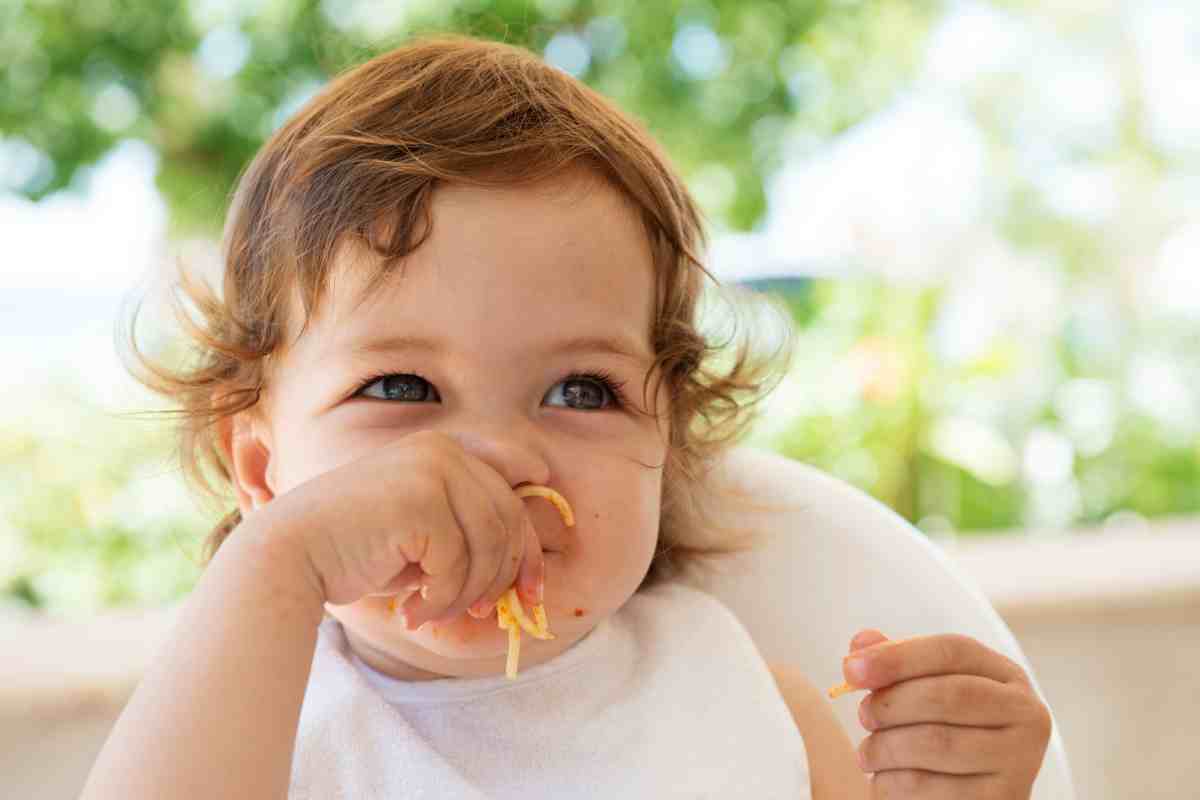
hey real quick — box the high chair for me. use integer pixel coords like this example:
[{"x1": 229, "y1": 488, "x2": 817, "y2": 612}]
[{"x1": 685, "y1": 446, "x2": 1076, "y2": 798}]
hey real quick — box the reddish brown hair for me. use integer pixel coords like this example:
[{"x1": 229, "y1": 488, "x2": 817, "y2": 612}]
[{"x1": 124, "y1": 33, "x2": 795, "y2": 590}]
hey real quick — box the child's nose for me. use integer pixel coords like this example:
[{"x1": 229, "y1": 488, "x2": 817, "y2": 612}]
[{"x1": 443, "y1": 428, "x2": 552, "y2": 490}]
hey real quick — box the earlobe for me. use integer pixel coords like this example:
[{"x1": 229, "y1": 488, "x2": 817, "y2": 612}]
[{"x1": 223, "y1": 412, "x2": 276, "y2": 514}]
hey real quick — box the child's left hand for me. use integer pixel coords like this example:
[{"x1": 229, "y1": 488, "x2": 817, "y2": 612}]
[{"x1": 844, "y1": 629, "x2": 1052, "y2": 799}]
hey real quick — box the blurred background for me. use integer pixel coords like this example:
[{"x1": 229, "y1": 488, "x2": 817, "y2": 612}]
[{"x1": 2, "y1": 1, "x2": 1197, "y2": 798}]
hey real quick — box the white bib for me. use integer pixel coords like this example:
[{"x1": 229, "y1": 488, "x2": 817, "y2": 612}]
[{"x1": 290, "y1": 581, "x2": 810, "y2": 799}]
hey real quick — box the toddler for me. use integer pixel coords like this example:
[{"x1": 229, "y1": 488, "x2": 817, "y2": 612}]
[{"x1": 83, "y1": 35, "x2": 1051, "y2": 799}]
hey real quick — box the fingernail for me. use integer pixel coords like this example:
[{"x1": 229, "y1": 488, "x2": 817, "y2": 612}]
[
  {"x1": 404, "y1": 607, "x2": 427, "y2": 631},
  {"x1": 857, "y1": 747, "x2": 868, "y2": 772},
  {"x1": 535, "y1": 576, "x2": 544, "y2": 604},
  {"x1": 845, "y1": 655, "x2": 869, "y2": 685},
  {"x1": 468, "y1": 600, "x2": 494, "y2": 619},
  {"x1": 858, "y1": 700, "x2": 874, "y2": 730}
]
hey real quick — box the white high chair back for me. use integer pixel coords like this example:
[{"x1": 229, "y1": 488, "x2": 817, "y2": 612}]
[{"x1": 683, "y1": 446, "x2": 1075, "y2": 799}]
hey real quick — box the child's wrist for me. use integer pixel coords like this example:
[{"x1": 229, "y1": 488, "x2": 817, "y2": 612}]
[{"x1": 233, "y1": 504, "x2": 330, "y2": 620}]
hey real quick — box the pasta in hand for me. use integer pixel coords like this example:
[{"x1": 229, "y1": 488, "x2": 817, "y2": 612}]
[
  {"x1": 387, "y1": 483, "x2": 573, "y2": 678},
  {"x1": 497, "y1": 485, "x2": 575, "y2": 678}
]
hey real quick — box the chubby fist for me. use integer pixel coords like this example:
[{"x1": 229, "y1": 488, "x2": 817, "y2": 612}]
[{"x1": 836, "y1": 630, "x2": 1052, "y2": 799}]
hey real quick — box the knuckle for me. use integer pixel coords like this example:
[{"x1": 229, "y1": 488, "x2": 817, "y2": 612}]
[
  {"x1": 870, "y1": 686, "x2": 895, "y2": 720},
  {"x1": 389, "y1": 527, "x2": 418, "y2": 565},
  {"x1": 924, "y1": 723, "x2": 955, "y2": 757},
  {"x1": 1009, "y1": 683, "x2": 1048, "y2": 726},
  {"x1": 859, "y1": 736, "x2": 876, "y2": 771},
  {"x1": 871, "y1": 651, "x2": 899, "y2": 683},
  {"x1": 876, "y1": 768, "x2": 930, "y2": 794},
  {"x1": 486, "y1": 500, "x2": 511, "y2": 544},
  {"x1": 401, "y1": 464, "x2": 444, "y2": 503},
  {"x1": 904, "y1": 769, "x2": 933, "y2": 792},
  {"x1": 413, "y1": 430, "x2": 459, "y2": 462},
  {"x1": 425, "y1": 569, "x2": 460, "y2": 607},
  {"x1": 499, "y1": 492, "x2": 526, "y2": 535},
  {"x1": 950, "y1": 632, "x2": 977, "y2": 649},
  {"x1": 445, "y1": 541, "x2": 469, "y2": 573},
  {"x1": 925, "y1": 680, "x2": 949, "y2": 716},
  {"x1": 489, "y1": 525, "x2": 510, "y2": 563},
  {"x1": 1031, "y1": 697, "x2": 1053, "y2": 737},
  {"x1": 871, "y1": 730, "x2": 898, "y2": 768},
  {"x1": 1011, "y1": 660, "x2": 1036, "y2": 689},
  {"x1": 947, "y1": 675, "x2": 980, "y2": 712},
  {"x1": 937, "y1": 633, "x2": 965, "y2": 666}
]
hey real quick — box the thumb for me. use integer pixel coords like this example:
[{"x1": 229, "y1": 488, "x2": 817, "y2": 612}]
[
  {"x1": 849, "y1": 629, "x2": 889, "y2": 653},
  {"x1": 377, "y1": 563, "x2": 426, "y2": 596}
]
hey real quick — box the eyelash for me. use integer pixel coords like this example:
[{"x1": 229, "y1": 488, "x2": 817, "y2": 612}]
[{"x1": 349, "y1": 368, "x2": 629, "y2": 409}]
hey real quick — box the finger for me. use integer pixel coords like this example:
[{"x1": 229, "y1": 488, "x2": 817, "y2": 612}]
[
  {"x1": 378, "y1": 563, "x2": 425, "y2": 595},
  {"x1": 460, "y1": 457, "x2": 526, "y2": 617},
  {"x1": 515, "y1": 513, "x2": 545, "y2": 606},
  {"x1": 367, "y1": 564, "x2": 423, "y2": 619},
  {"x1": 850, "y1": 629, "x2": 889, "y2": 652},
  {"x1": 407, "y1": 468, "x2": 505, "y2": 628},
  {"x1": 826, "y1": 631, "x2": 891, "y2": 698},
  {"x1": 397, "y1": 481, "x2": 469, "y2": 628},
  {"x1": 859, "y1": 722, "x2": 1013, "y2": 775},
  {"x1": 466, "y1": 523, "x2": 524, "y2": 618},
  {"x1": 471, "y1": 455, "x2": 535, "y2": 608},
  {"x1": 868, "y1": 768, "x2": 995, "y2": 799},
  {"x1": 860, "y1": 674, "x2": 1040, "y2": 731},
  {"x1": 444, "y1": 461, "x2": 529, "y2": 623},
  {"x1": 843, "y1": 633, "x2": 1029, "y2": 691}
]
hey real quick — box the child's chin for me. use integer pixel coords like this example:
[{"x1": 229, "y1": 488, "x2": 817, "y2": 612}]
[{"x1": 403, "y1": 612, "x2": 512, "y2": 658}]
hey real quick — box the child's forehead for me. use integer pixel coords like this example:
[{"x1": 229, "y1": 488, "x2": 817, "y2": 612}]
[
  {"x1": 429, "y1": 166, "x2": 643, "y2": 230},
  {"x1": 284, "y1": 171, "x2": 657, "y2": 359}
]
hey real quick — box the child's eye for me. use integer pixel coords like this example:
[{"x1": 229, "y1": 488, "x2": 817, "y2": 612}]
[
  {"x1": 357, "y1": 373, "x2": 441, "y2": 402},
  {"x1": 352, "y1": 370, "x2": 626, "y2": 410},
  {"x1": 544, "y1": 372, "x2": 626, "y2": 411}
]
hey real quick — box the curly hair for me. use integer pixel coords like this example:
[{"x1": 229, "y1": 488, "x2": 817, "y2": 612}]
[{"x1": 122, "y1": 33, "x2": 795, "y2": 592}]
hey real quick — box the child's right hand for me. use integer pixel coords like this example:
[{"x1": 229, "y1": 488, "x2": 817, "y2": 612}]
[{"x1": 261, "y1": 430, "x2": 545, "y2": 630}]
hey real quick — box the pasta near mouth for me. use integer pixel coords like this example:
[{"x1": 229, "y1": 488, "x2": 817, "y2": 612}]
[
  {"x1": 385, "y1": 483, "x2": 576, "y2": 680},
  {"x1": 496, "y1": 484, "x2": 576, "y2": 679}
]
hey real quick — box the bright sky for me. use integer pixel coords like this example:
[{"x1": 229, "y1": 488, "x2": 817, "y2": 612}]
[{"x1": 0, "y1": 139, "x2": 167, "y2": 410}]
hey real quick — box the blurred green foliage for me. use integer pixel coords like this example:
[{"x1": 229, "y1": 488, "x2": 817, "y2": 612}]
[
  {"x1": 1, "y1": 384, "x2": 207, "y2": 614},
  {"x1": 4, "y1": 0, "x2": 1199, "y2": 613},
  {"x1": 1, "y1": 0, "x2": 941, "y2": 611},
  {"x1": 749, "y1": 279, "x2": 1200, "y2": 533},
  {"x1": 0, "y1": 0, "x2": 934, "y2": 234}
]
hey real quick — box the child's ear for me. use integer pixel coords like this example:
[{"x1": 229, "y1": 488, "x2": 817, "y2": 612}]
[{"x1": 219, "y1": 411, "x2": 276, "y2": 515}]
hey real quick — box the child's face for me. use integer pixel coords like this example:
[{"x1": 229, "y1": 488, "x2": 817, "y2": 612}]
[{"x1": 249, "y1": 167, "x2": 668, "y2": 680}]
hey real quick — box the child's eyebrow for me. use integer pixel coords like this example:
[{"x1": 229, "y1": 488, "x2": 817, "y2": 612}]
[{"x1": 343, "y1": 333, "x2": 651, "y2": 364}]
